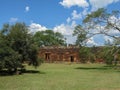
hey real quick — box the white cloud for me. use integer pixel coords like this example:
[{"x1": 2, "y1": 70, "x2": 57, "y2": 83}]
[
  {"x1": 66, "y1": 17, "x2": 71, "y2": 23},
  {"x1": 86, "y1": 37, "x2": 98, "y2": 46},
  {"x1": 59, "y1": 0, "x2": 89, "y2": 8},
  {"x1": 107, "y1": 29, "x2": 120, "y2": 37},
  {"x1": 25, "y1": 6, "x2": 30, "y2": 12},
  {"x1": 53, "y1": 23, "x2": 77, "y2": 44},
  {"x1": 71, "y1": 21, "x2": 77, "y2": 27},
  {"x1": 29, "y1": 23, "x2": 47, "y2": 33},
  {"x1": 9, "y1": 17, "x2": 18, "y2": 23},
  {"x1": 67, "y1": 8, "x2": 89, "y2": 22},
  {"x1": 64, "y1": 35, "x2": 76, "y2": 44},
  {"x1": 104, "y1": 36, "x2": 113, "y2": 43},
  {"x1": 53, "y1": 24, "x2": 74, "y2": 35},
  {"x1": 108, "y1": 16, "x2": 120, "y2": 27},
  {"x1": 89, "y1": 0, "x2": 120, "y2": 10},
  {"x1": 29, "y1": 22, "x2": 77, "y2": 44},
  {"x1": 72, "y1": 10, "x2": 82, "y2": 20},
  {"x1": 82, "y1": 8, "x2": 89, "y2": 16},
  {"x1": 59, "y1": 0, "x2": 120, "y2": 45}
]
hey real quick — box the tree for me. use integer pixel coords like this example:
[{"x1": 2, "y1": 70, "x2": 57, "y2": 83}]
[
  {"x1": 73, "y1": 25, "x2": 88, "y2": 46},
  {"x1": 83, "y1": 8, "x2": 120, "y2": 41},
  {"x1": 83, "y1": 8, "x2": 120, "y2": 65},
  {"x1": 33, "y1": 30, "x2": 66, "y2": 47},
  {"x1": 73, "y1": 8, "x2": 120, "y2": 65},
  {"x1": 79, "y1": 46, "x2": 95, "y2": 63},
  {"x1": 0, "y1": 29, "x2": 22, "y2": 72},
  {"x1": 73, "y1": 25, "x2": 96, "y2": 63},
  {"x1": 0, "y1": 23, "x2": 41, "y2": 73}
]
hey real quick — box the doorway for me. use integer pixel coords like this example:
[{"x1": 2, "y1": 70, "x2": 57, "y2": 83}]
[
  {"x1": 70, "y1": 56, "x2": 74, "y2": 62},
  {"x1": 45, "y1": 53, "x2": 50, "y2": 60}
]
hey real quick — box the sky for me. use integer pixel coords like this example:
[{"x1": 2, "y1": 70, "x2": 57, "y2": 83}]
[{"x1": 0, "y1": 0, "x2": 120, "y2": 45}]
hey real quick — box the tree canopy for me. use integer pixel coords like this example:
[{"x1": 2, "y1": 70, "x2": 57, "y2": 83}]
[
  {"x1": 73, "y1": 25, "x2": 88, "y2": 46},
  {"x1": 33, "y1": 30, "x2": 66, "y2": 47},
  {"x1": 83, "y1": 8, "x2": 120, "y2": 42},
  {"x1": 0, "y1": 23, "x2": 41, "y2": 73},
  {"x1": 73, "y1": 8, "x2": 120, "y2": 65}
]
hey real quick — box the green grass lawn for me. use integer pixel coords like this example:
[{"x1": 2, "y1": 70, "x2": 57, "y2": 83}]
[{"x1": 0, "y1": 63, "x2": 120, "y2": 90}]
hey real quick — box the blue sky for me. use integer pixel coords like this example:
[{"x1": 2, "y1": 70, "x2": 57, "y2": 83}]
[{"x1": 0, "y1": 0, "x2": 120, "y2": 45}]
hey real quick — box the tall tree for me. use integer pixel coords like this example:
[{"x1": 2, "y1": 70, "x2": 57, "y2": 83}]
[
  {"x1": 0, "y1": 23, "x2": 41, "y2": 73},
  {"x1": 0, "y1": 26, "x2": 22, "y2": 71},
  {"x1": 33, "y1": 30, "x2": 66, "y2": 47},
  {"x1": 73, "y1": 8, "x2": 120, "y2": 65},
  {"x1": 73, "y1": 25, "x2": 88, "y2": 46},
  {"x1": 83, "y1": 8, "x2": 120, "y2": 41},
  {"x1": 83, "y1": 8, "x2": 120, "y2": 65}
]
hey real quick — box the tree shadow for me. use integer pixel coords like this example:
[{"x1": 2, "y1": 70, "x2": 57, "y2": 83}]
[
  {"x1": 75, "y1": 66, "x2": 113, "y2": 70},
  {"x1": 0, "y1": 69, "x2": 45, "y2": 76},
  {"x1": 22, "y1": 70, "x2": 45, "y2": 74},
  {"x1": 0, "y1": 70, "x2": 14, "y2": 76}
]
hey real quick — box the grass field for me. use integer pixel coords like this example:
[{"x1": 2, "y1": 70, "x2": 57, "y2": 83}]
[{"x1": 0, "y1": 63, "x2": 120, "y2": 90}]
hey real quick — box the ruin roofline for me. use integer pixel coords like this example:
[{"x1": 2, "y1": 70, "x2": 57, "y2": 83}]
[{"x1": 40, "y1": 45, "x2": 80, "y2": 49}]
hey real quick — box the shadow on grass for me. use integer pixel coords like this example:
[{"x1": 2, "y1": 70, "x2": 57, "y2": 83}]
[
  {"x1": 0, "y1": 70, "x2": 14, "y2": 76},
  {"x1": 75, "y1": 66, "x2": 114, "y2": 70},
  {"x1": 22, "y1": 70, "x2": 45, "y2": 74},
  {"x1": 0, "y1": 69, "x2": 45, "y2": 76}
]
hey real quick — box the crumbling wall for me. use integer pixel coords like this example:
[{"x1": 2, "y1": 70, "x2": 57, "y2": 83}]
[{"x1": 39, "y1": 46, "x2": 80, "y2": 62}]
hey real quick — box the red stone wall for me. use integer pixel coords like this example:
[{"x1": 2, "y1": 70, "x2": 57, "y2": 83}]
[{"x1": 39, "y1": 46, "x2": 80, "y2": 62}]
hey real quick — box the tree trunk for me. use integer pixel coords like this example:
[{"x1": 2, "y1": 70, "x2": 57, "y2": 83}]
[{"x1": 113, "y1": 54, "x2": 118, "y2": 66}]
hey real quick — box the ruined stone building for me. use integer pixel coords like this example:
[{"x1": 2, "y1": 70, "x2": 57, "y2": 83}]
[{"x1": 39, "y1": 46, "x2": 80, "y2": 62}]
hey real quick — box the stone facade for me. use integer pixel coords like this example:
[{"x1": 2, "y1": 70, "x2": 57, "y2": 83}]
[{"x1": 39, "y1": 46, "x2": 80, "y2": 62}]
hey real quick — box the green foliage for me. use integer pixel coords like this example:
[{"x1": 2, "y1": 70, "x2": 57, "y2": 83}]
[
  {"x1": 98, "y1": 46, "x2": 120, "y2": 65},
  {"x1": 0, "y1": 22, "x2": 41, "y2": 72},
  {"x1": 79, "y1": 46, "x2": 95, "y2": 63},
  {"x1": 83, "y1": 8, "x2": 120, "y2": 33},
  {"x1": 83, "y1": 8, "x2": 106, "y2": 23},
  {"x1": 33, "y1": 30, "x2": 66, "y2": 47},
  {"x1": 73, "y1": 25, "x2": 87, "y2": 46},
  {"x1": 27, "y1": 44, "x2": 41, "y2": 67},
  {"x1": 113, "y1": 38, "x2": 120, "y2": 45},
  {"x1": 100, "y1": 46, "x2": 114, "y2": 65},
  {"x1": 0, "y1": 34, "x2": 21, "y2": 70},
  {"x1": 73, "y1": 8, "x2": 120, "y2": 65}
]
